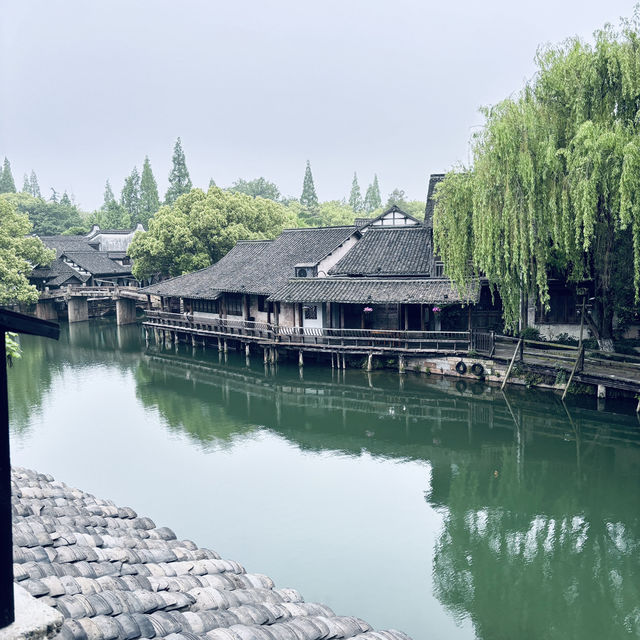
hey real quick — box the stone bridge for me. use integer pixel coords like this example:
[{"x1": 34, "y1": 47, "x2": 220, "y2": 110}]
[{"x1": 35, "y1": 285, "x2": 150, "y2": 325}]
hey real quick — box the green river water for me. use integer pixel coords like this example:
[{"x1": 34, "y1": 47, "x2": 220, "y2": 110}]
[{"x1": 7, "y1": 319, "x2": 640, "y2": 640}]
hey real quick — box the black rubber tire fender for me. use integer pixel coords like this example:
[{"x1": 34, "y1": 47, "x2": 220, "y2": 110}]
[
  {"x1": 470, "y1": 362, "x2": 484, "y2": 377},
  {"x1": 455, "y1": 360, "x2": 467, "y2": 375}
]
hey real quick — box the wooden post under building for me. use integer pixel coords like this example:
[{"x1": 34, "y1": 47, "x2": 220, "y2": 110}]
[{"x1": 0, "y1": 310, "x2": 60, "y2": 629}]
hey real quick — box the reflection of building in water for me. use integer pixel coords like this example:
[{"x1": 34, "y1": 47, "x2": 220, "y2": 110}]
[{"x1": 136, "y1": 347, "x2": 640, "y2": 640}]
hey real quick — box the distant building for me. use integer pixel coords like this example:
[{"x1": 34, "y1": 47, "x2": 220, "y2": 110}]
[{"x1": 30, "y1": 225, "x2": 145, "y2": 290}]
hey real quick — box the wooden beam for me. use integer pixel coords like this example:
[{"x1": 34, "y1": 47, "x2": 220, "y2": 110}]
[
  {"x1": 562, "y1": 344, "x2": 584, "y2": 401},
  {"x1": 0, "y1": 334, "x2": 13, "y2": 628},
  {"x1": 0, "y1": 309, "x2": 60, "y2": 340},
  {"x1": 501, "y1": 338, "x2": 522, "y2": 391}
]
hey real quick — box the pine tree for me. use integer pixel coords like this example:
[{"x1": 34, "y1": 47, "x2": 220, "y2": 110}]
[
  {"x1": 139, "y1": 157, "x2": 160, "y2": 226},
  {"x1": 363, "y1": 174, "x2": 382, "y2": 213},
  {"x1": 121, "y1": 166, "x2": 141, "y2": 224},
  {"x1": 100, "y1": 179, "x2": 130, "y2": 228},
  {"x1": 164, "y1": 137, "x2": 192, "y2": 205},
  {"x1": 300, "y1": 160, "x2": 318, "y2": 210},
  {"x1": 50, "y1": 188, "x2": 58, "y2": 203},
  {"x1": 0, "y1": 157, "x2": 16, "y2": 193},
  {"x1": 208, "y1": 178, "x2": 217, "y2": 189},
  {"x1": 103, "y1": 180, "x2": 116, "y2": 207},
  {"x1": 348, "y1": 172, "x2": 363, "y2": 212},
  {"x1": 30, "y1": 171, "x2": 41, "y2": 198},
  {"x1": 60, "y1": 192, "x2": 72, "y2": 206},
  {"x1": 22, "y1": 174, "x2": 30, "y2": 193}
]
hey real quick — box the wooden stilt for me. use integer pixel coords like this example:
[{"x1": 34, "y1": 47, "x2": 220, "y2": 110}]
[
  {"x1": 501, "y1": 338, "x2": 523, "y2": 390},
  {"x1": 367, "y1": 353, "x2": 373, "y2": 372},
  {"x1": 562, "y1": 344, "x2": 584, "y2": 401}
]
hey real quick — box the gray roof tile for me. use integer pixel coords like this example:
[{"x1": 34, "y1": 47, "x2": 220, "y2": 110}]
[
  {"x1": 12, "y1": 467, "x2": 412, "y2": 640},
  {"x1": 269, "y1": 278, "x2": 479, "y2": 305},
  {"x1": 329, "y1": 227, "x2": 434, "y2": 276},
  {"x1": 62, "y1": 252, "x2": 131, "y2": 276},
  {"x1": 142, "y1": 227, "x2": 357, "y2": 298}
]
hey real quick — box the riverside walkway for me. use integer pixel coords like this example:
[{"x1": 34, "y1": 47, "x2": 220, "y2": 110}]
[{"x1": 11, "y1": 467, "x2": 412, "y2": 640}]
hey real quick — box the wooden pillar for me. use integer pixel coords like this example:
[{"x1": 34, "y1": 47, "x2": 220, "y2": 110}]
[
  {"x1": 221, "y1": 295, "x2": 227, "y2": 319},
  {"x1": 0, "y1": 334, "x2": 14, "y2": 627},
  {"x1": 420, "y1": 305, "x2": 425, "y2": 331},
  {"x1": 242, "y1": 294, "x2": 249, "y2": 321},
  {"x1": 404, "y1": 305, "x2": 409, "y2": 331},
  {"x1": 340, "y1": 305, "x2": 345, "y2": 329},
  {"x1": 367, "y1": 353, "x2": 373, "y2": 372},
  {"x1": 327, "y1": 302, "x2": 332, "y2": 328},
  {"x1": 467, "y1": 304, "x2": 472, "y2": 330},
  {"x1": 223, "y1": 339, "x2": 228, "y2": 352},
  {"x1": 245, "y1": 343, "x2": 250, "y2": 357}
]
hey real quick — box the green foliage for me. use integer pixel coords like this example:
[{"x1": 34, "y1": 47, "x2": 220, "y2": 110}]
[
  {"x1": 364, "y1": 175, "x2": 382, "y2": 213},
  {"x1": 348, "y1": 173, "x2": 363, "y2": 212},
  {"x1": 385, "y1": 188, "x2": 406, "y2": 209},
  {"x1": 230, "y1": 177, "x2": 281, "y2": 201},
  {"x1": 0, "y1": 157, "x2": 16, "y2": 193},
  {"x1": 300, "y1": 160, "x2": 318, "y2": 212},
  {"x1": 520, "y1": 326, "x2": 542, "y2": 341},
  {"x1": 121, "y1": 167, "x2": 141, "y2": 225},
  {"x1": 5, "y1": 333, "x2": 21, "y2": 366},
  {"x1": 29, "y1": 171, "x2": 40, "y2": 198},
  {"x1": 139, "y1": 157, "x2": 160, "y2": 227},
  {"x1": 165, "y1": 137, "x2": 192, "y2": 205},
  {"x1": 293, "y1": 200, "x2": 355, "y2": 227},
  {"x1": 2, "y1": 191, "x2": 84, "y2": 235},
  {"x1": 95, "y1": 179, "x2": 131, "y2": 229},
  {"x1": 0, "y1": 197, "x2": 54, "y2": 305},
  {"x1": 434, "y1": 15, "x2": 640, "y2": 337},
  {"x1": 128, "y1": 187, "x2": 297, "y2": 280}
]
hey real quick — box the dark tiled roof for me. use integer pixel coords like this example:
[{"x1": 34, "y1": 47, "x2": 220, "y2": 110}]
[
  {"x1": 143, "y1": 227, "x2": 357, "y2": 298},
  {"x1": 329, "y1": 227, "x2": 434, "y2": 277},
  {"x1": 62, "y1": 252, "x2": 131, "y2": 276},
  {"x1": 354, "y1": 217, "x2": 373, "y2": 228},
  {"x1": 141, "y1": 241, "x2": 273, "y2": 299},
  {"x1": 40, "y1": 236, "x2": 97, "y2": 257},
  {"x1": 31, "y1": 259, "x2": 91, "y2": 287},
  {"x1": 424, "y1": 174, "x2": 444, "y2": 229},
  {"x1": 12, "y1": 467, "x2": 412, "y2": 640},
  {"x1": 270, "y1": 278, "x2": 480, "y2": 304}
]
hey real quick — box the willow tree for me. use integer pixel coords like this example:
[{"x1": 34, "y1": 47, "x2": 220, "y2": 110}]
[{"x1": 434, "y1": 16, "x2": 640, "y2": 344}]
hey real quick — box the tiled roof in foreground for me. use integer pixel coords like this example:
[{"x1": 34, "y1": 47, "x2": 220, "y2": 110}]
[
  {"x1": 12, "y1": 467, "x2": 412, "y2": 640},
  {"x1": 270, "y1": 278, "x2": 480, "y2": 305}
]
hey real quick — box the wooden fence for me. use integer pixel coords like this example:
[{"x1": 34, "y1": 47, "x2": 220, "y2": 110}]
[{"x1": 144, "y1": 310, "x2": 494, "y2": 355}]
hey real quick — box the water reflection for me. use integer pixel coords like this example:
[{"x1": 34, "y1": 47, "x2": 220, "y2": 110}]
[
  {"x1": 137, "y1": 345, "x2": 640, "y2": 640},
  {"x1": 8, "y1": 323, "x2": 640, "y2": 640}
]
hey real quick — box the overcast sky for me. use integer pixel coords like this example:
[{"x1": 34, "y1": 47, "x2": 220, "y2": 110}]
[{"x1": 1, "y1": 1, "x2": 637, "y2": 211}]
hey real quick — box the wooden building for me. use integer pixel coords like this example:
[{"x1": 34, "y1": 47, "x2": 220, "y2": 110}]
[{"x1": 142, "y1": 187, "x2": 502, "y2": 340}]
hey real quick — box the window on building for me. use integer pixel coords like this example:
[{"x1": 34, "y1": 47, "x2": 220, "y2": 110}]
[
  {"x1": 191, "y1": 299, "x2": 219, "y2": 314},
  {"x1": 226, "y1": 294, "x2": 243, "y2": 316},
  {"x1": 257, "y1": 296, "x2": 267, "y2": 312},
  {"x1": 435, "y1": 262, "x2": 445, "y2": 277},
  {"x1": 304, "y1": 305, "x2": 318, "y2": 320}
]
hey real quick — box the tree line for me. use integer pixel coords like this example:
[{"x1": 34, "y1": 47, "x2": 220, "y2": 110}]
[{"x1": 0, "y1": 138, "x2": 426, "y2": 236}]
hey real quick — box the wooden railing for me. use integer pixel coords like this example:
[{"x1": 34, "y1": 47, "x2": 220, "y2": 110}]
[{"x1": 143, "y1": 310, "x2": 491, "y2": 354}]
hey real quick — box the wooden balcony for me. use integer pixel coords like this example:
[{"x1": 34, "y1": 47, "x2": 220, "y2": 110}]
[{"x1": 143, "y1": 310, "x2": 494, "y2": 355}]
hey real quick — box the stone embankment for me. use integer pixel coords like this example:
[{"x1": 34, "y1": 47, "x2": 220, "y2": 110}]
[{"x1": 11, "y1": 468, "x2": 411, "y2": 640}]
